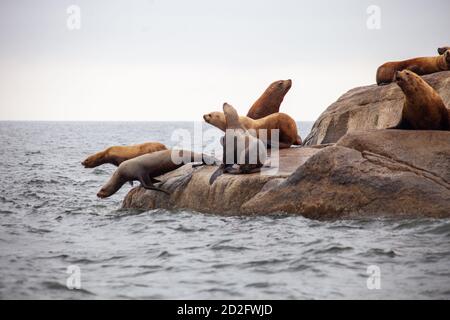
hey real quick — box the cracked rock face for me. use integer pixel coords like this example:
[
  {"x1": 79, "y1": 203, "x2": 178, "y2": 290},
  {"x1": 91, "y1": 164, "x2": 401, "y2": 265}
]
[
  {"x1": 242, "y1": 130, "x2": 450, "y2": 219},
  {"x1": 303, "y1": 71, "x2": 450, "y2": 146},
  {"x1": 122, "y1": 130, "x2": 450, "y2": 219},
  {"x1": 122, "y1": 72, "x2": 450, "y2": 219}
]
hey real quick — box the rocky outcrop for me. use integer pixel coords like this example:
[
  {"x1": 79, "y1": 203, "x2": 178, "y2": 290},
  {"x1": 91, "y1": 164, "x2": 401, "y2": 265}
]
[
  {"x1": 123, "y1": 130, "x2": 450, "y2": 219},
  {"x1": 303, "y1": 71, "x2": 450, "y2": 146},
  {"x1": 122, "y1": 147, "x2": 320, "y2": 215},
  {"x1": 122, "y1": 71, "x2": 450, "y2": 219}
]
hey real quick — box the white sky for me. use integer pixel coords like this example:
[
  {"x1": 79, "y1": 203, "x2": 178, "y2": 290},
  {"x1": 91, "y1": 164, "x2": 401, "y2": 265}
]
[{"x1": 0, "y1": 0, "x2": 449, "y2": 121}]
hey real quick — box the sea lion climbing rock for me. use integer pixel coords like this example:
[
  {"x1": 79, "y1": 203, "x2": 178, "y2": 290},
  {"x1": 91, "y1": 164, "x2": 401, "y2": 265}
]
[
  {"x1": 391, "y1": 70, "x2": 450, "y2": 130},
  {"x1": 82, "y1": 142, "x2": 167, "y2": 168},
  {"x1": 246, "y1": 79, "x2": 292, "y2": 119},
  {"x1": 209, "y1": 103, "x2": 267, "y2": 184},
  {"x1": 203, "y1": 111, "x2": 302, "y2": 148},
  {"x1": 376, "y1": 51, "x2": 450, "y2": 85},
  {"x1": 97, "y1": 149, "x2": 216, "y2": 198}
]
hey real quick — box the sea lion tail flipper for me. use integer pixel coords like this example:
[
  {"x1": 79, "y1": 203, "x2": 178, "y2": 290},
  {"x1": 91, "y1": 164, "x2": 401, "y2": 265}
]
[
  {"x1": 407, "y1": 65, "x2": 421, "y2": 75},
  {"x1": 139, "y1": 176, "x2": 170, "y2": 195},
  {"x1": 151, "y1": 177, "x2": 162, "y2": 183}
]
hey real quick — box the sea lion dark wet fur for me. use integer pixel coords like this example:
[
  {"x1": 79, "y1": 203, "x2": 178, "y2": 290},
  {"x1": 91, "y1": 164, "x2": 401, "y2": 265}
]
[
  {"x1": 209, "y1": 103, "x2": 267, "y2": 185},
  {"x1": 97, "y1": 149, "x2": 217, "y2": 198}
]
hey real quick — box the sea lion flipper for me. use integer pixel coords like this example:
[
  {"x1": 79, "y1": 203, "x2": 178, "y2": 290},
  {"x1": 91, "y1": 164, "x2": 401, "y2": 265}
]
[
  {"x1": 209, "y1": 165, "x2": 225, "y2": 185},
  {"x1": 151, "y1": 177, "x2": 162, "y2": 183},
  {"x1": 407, "y1": 65, "x2": 421, "y2": 75},
  {"x1": 139, "y1": 177, "x2": 170, "y2": 195},
  {"x1": 387, "y1": 118, "x2": 412, "y2": 130},
  {"x1": 146, "y1": 186, "x2": 171, "y2": 195}
]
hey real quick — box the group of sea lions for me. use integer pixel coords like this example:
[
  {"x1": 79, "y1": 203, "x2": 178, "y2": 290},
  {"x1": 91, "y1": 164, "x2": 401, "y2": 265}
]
[
  {"x1": 378, "y1": 46, "x2": 450, "y2": 130},
  {"x1": 82, "y1": 45, "x2": 450, "y2": 199},
  {"x1": 82, "y1": 79, "x2": 298, "y2": 198}
]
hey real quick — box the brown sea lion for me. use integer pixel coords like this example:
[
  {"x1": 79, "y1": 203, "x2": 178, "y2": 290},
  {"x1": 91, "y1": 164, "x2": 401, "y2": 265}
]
[
  {"x1": 203, "y1": 111, "x2": 301, "y2": 149},
  {"x1": 209, "y1": 103, "x2": 267, "y2": 184},
  {"x1": 82, "y1": 142, "x2": 167, "y2": 168},
  {"x1": 390, "y1": 70, "x2": 450, "y2": 130},
  {"x1": 438, "y1": 47, "x2": 450, "y2": 55},
  {"x1": 246, "y1": 79, "x2": 292, "y2": 119},
  {"x1": 376, "y1": 51, "x2": 450, "y2": 85},
  {"x1": 97, "y1": 149, "x2": 217, "y2": 198}
]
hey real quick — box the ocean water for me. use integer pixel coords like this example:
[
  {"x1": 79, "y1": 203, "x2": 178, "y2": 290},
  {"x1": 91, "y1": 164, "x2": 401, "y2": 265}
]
[{"x1": 0, "y1": 121, "x2": 449, "y2": 300}]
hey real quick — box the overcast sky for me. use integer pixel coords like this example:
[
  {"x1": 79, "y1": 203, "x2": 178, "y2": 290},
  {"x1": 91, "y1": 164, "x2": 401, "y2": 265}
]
[{"x1": 0, "y1": 0, "x2": 449, "y2": 121}]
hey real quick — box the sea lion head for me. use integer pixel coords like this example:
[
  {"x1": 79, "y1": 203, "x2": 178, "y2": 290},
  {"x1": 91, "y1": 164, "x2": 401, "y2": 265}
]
[
  {"x1": 203, "y1": 112, "x2": 226, "y2": 131},
  {"x1": 395, "y1": 70, "x2": 424, "y2": 95},
  {"x1": 96, "y1": 170, "x2": 123, "y2": 198},
  {"x1": 82, "y1": 154, "x2": 99, "y2": 168},
  {"x1": 438, "y1": 46, "x2": 450, "y2": 55},
  {"x1": 267, "y1": 79, "x2": 292, "y2": 96}
]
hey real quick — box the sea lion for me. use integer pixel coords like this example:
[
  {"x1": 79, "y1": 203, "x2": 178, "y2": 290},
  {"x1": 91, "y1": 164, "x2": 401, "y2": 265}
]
[
  {"x1": 203, "y1": 111, "x2": 302, "y2": 149},
  {"x1": 438, "y1": 47, "x2": 450, "y2": 55},
  {"x1": 209, "y1": 103, "x2": 267, "y2": 184},
  {"x1": 82, "y1": 142, "x2": 167, "y2": 168},
  {"x1": 376, "y1": 51, "x2": 450, "y2": 85},
  {"x1": 246, "y1": 79, "x2": 292, "y2": 119},
  {"x1": 390, "y1": 70, "x2": 450, "y2": 130},
  {"x1": 97, "y1": 149, "x2": 216, "y2": 198}
]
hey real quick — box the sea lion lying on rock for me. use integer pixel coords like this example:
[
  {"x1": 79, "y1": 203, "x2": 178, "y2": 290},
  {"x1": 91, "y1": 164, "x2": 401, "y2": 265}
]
[
  {"x1": 203, "y1": 111, "x2": 302, "y2": 149},
  {"x1": 82, "y1": 142, "x2": 167, "y2": 168},
  {"x1": 97, "y1": 149, "x2": 217, "y2": 198},
  {"x1": 209, "y1": 103, "x2": 268, "y2": 184},
  {"x1": 246, "y1": 79, "x2": 292, "y2": 119},
  {"x1": 390, "y1": 70, "x2": 450, "y2": 130},
  {"x1": 376, "y1": 50, "x2": 450, "y2": 85}
]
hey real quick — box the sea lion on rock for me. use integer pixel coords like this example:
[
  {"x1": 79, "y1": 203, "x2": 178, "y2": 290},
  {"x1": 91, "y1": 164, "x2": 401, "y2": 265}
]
[
  {"x1": 82, "y1": 142, "x2": 167, "y2": 168},
  {"x1": 97, "y1": 149, "x2": 216, "y2": 198},
  {"x1": 438, "y1": 47, "x2": 450, "y2": 55},
  {"x1": 390, "y1": 70, "x2": 450, "y2": 130},
  {"x1": 209, "y1": 103, "x2": 267, "y2": 184},
  {"x1": 203, "y1": 111, "x2": 301, "y2": 148},
  {"x1": 246, "y1": 79, "x2": 292, "y2": 119},
  {"x1": 376, "y1": 51, "x2": 450, "y2": 85}
]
